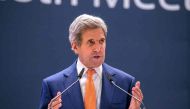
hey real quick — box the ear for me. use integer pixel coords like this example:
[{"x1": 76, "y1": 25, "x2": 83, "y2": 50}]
[{"x1": 71, "y1": 42, "x2": 78, "y2": 54}]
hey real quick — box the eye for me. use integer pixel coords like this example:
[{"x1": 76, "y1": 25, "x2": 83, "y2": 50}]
[
  {"x1": 87, "y1": 39, "x2": 95, "y2": 46},
  {"x1": 99, "y1": 38, "x2": 105, "y2": 44}
]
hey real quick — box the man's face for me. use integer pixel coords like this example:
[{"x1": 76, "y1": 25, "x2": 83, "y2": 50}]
[{"x1": 72, "y1": 28, "x2": 106, "y2": 68}]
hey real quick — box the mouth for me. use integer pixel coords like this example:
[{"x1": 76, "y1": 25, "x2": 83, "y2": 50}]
[{"x1": 93, "y1": 56, "x2": 101, "y2": 59}]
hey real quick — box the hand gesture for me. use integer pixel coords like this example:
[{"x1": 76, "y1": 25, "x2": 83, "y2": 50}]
[
  {"x1": 48, "y1": 92, "x2": 62, "y2": 109},
  {"x1": 129, "y1": 81, "x2": 143, "y2": 109}
]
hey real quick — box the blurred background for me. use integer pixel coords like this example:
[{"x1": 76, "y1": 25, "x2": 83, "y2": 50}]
[{"x1": 0, "y1": 0, "x2": 189, "y2": 109}]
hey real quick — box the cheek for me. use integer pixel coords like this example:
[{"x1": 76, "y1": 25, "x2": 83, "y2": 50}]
[
  {"x1": 81, "y1": 48, "x2": 91, "y2": 56},
  {"x1": 102, "y1": 46, "x2": 106, "y2": 52}
]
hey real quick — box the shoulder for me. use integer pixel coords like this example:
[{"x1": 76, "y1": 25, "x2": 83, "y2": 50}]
[
  {"x1": 103, "y1": 63, "x2": 136, "y2": 90},
  {"x1": 43, "y1": 62, "x2": 75, "y2": 83},
  {"x1": 103, "y1": 63, "x2": 135, "y2": 81}
]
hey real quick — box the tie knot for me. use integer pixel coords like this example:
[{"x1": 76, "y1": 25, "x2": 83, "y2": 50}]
[{"x1": 87, "y1": 69, "x2": 95, "y2": 78}]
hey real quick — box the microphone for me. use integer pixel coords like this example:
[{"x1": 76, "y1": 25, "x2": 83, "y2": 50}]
[
  {"x1": 106, "y1": 73, "x2": 146, "y2": 109},
  {"x1": 50, "y1": 68, "x2": 85, "y2": 102}
]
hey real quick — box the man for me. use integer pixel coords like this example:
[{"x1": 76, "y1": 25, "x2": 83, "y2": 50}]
[{"x1": 39, "y1": 14, "x2": 143, "y2": 109}]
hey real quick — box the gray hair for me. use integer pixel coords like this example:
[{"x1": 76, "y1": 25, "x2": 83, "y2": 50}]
[{"x1": 69, "y1": 14, "x2": 107, "y2": 45}]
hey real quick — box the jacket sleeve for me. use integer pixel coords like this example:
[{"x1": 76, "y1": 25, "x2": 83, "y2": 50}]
[{"x1": 39, "y1": 79, "x2": 52, "y2": 109}]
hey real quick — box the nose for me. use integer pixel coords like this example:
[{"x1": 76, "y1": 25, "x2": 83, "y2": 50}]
[{"x1": 93, "y1": 43, "x2": 101, "y2": 52}]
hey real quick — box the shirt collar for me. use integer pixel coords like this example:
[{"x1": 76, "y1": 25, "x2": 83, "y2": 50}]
[{"x1": 76, "y1": 58, "x2": 102, "y2": 77}]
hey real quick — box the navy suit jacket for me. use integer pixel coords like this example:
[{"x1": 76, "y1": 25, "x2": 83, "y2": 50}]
[{"x1": 39, "y1": 61, "x2": 136, "y2": 109}]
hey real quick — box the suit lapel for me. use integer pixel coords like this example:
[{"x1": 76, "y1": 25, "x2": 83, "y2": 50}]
[
  {"x1": 100, "y1": 64, "x2": 116, "y2": 109},
  {"x1": 64, "y1": 62, "x2": 84, "y2": 109}
]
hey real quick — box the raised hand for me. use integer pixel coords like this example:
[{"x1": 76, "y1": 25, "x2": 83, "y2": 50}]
[
  {"x1": 48, "y1": 92, "x2": 62, "y2": 109},
  {"x1": 129, "y1": 81, "x2": 143, "y2": 109}
]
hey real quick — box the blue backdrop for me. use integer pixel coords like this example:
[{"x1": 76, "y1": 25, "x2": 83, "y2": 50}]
[{"x1": 0, "y1": 0, "x2": 190, "y2": 109}]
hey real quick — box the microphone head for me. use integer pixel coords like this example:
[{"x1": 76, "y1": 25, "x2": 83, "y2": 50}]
[{"x1": 78, "y1": 68, "x2": 85, "y2": 79}]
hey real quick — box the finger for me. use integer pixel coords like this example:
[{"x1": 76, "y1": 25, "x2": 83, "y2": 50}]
[
  {"x1": 134, "y1": 81, "x2": 143, "y2": 97},
  {"x1": 131, "y1": 91, "x2": 141, "y2": 106},
  {"x1": 135, "y1": 81, "x2": 141, "y2": 88},
  {"x1": 132, "y1": 87, "x2": 143, "y2": 101},
  {"x1": 49, "y1": 91, "x2": 62, "y2": 108},
  {"x1": 52, "y1": 92, "x2": 62, "y2": 107},
  {"x1": 51, "y1": 98, "x2": 62, "y2": 107},
  {"x1": 57, "y1": 91, "x2": 61, "y2": 96},
  {"x1": 50, "y1": 91, "x2": 62, "y2": 102},
  {"x1": 132, "y1": 88, "x2": 140, "y2": 97},
  {"x1": 56, "y1": 91, "x2": 62, "y2": 99},
  {"x1": 49, "y1": 99, "x2": 62, "y2": 109},
  {"x1": 52, "y1": 100, "x2": 62, "y2": 109},
  {"x1": 54, "y1": 103, "x2": 62, "y2": 109},
  {"x1": 132, "y1": 89, "x2": 143, "y2": 101},
  {"x1": 132, "y1": 86, "x2": 143, "y2": 97}
]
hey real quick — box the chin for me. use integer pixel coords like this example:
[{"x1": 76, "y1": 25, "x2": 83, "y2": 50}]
[
  {"x1": 87, "y1": 59, "x2": 104, "y2": 68},
  {"x1": 92, "y1": 62, "x2": 104, "y2": 68}
]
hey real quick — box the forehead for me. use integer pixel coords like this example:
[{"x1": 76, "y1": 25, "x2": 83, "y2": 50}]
[{"x1": 81, "y1": 28, "x2": 106, "y2": 40}]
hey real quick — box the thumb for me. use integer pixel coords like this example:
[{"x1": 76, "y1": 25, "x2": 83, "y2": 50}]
[
  {"x1": 57, "y1": 91, "x2": 61, "y2": 95},
  {"x1": 135, "y1": 81, "x2": 141, "y2": 88},
  {"x1": 56, "y1": 91, "x2": 62, "y2": 98}
]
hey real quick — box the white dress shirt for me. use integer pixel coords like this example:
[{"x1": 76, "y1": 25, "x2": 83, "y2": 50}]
[{"x1": 77, "y1": 59, "x2": 102, "y2": 109}]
